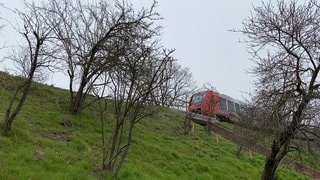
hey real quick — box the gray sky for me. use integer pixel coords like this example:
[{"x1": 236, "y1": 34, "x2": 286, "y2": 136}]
[
  {"x1": 155, "y1": 0, "x2": 260, "y2": 100},
  {"x1": 0, "y1": 0, "x2": 261, "y2": 100}
]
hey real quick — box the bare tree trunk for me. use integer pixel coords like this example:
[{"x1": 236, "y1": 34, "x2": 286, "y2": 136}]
[
  {"x1": 262, "y1": 100, "x2": 309, "y2": 179},
  {"x1": 2, "y1": 74, "x2": 33, "y2": 135},
  {"x1": 261, "y1": 130, "x2": 293, "y2": 180},
  {"x1": 261, "y1": 141, "x2": 287, "y2": 180},
  {"x1": 69, "y1": 74, "x2": 88, "y2": 114},
  {"x1": 262, "y1": 156, "x2": 279, "y2": 180},
  {"x1": 69, "y1": 90, "x2": 85, "y2": 114},
  {"x1": 114, "y1": 121, "x2": 134, "y2": 176},
  {"x1": 105, "y1": 115, "x2": 124, "y2": 172}
]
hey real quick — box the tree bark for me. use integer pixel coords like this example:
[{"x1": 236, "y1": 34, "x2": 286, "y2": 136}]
[
  {"x1": 69, "y1": 91, "x2": 85, "y2": 114},
  {"x1": 261, "y1": 144, "x2": 282, "y2": 180},
  {"x1": 261, "y1": 128, "x2": 293, "y2": 179},
  {"x1": 69, "y1": 74, "x2": 88, "y2": 114},
  {"x1": 2, "y1": 78, "x2": 33, "y2": 135}
]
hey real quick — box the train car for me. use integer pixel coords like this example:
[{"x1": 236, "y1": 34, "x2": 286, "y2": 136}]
[{"x1": 188, "y1": 90, "x2": 242, "y2": 123}]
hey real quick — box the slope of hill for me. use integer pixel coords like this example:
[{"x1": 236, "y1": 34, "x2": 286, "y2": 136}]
[{"x1": 0, "y1": 72, "x2": 309, "y2": 179}]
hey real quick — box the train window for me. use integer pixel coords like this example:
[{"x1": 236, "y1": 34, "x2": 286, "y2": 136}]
[
  {"x1": 235, "y1": 103, "x2": 240, "y2": 114},
  {"x1": 219, "y1": 98, "x2": 227, "y2": 110},
  {"x1": 192, "y1": 93, "x2": 204, "y2": 104},
  {"x1": 227, "y1": 100, "x2": 235, "y2": 112}
]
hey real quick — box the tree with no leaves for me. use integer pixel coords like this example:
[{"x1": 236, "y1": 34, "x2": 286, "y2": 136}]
[
  {"x1": 2, "y1": 1, "x2": 59, "y2": 134},
  {"x1": 46, "y1": 0, "x2": 161, "y2": 114},
  {"x1": 96, "y1": 42, "x2": 174, "y2": 175},
  {"x1": 152, "y1": 62, "x2": 197, "y2": 109},
  {"x1": 238, "y1": 0, "x2": 320, "y2": 179}
]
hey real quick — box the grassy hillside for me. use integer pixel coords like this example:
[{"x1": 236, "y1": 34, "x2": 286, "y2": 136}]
[{"x1": 0, "y1": 72, "x2": 309, "y2": 179}]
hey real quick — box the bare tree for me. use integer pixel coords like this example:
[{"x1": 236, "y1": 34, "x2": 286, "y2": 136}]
[
  {"x1": 45, "y1": 0, "x2": 161, "y2": 114},
  {"x1": 96, "y1": 41, "x2": 174, "y2": 176},
  {"x1": 153, "y1": 62, "x2": 197, "y2": 109},
  {"x1": 237, "y1": 0, "x2": 320, "y2": 179},
  {"x1": 2, "y1": 2, "x2": 58, "y2": 134}
]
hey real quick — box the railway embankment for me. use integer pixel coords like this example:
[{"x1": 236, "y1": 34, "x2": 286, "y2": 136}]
[{"x1": 207, "y1": 123, "x2": 320, "y2": 179}]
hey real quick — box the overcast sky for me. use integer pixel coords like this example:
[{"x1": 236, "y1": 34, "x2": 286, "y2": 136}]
[
  {"x1": 155, "y1": 0, "x2": 263, "y2": 100},
  {"x1": 0, "y1": 0, "x2": 261, "y2": 100}
]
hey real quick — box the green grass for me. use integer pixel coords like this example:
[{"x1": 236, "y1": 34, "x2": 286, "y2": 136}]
[{"x1": 0, "y1": 71, "x2": 310, "y2": 179}]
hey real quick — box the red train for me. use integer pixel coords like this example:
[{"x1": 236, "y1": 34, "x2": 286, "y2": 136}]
[{"x1": 188, "y1": 90, "x2": 243, "y2": 122}]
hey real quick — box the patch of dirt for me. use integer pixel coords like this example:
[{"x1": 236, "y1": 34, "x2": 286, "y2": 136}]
[{"x1": 60, "y1": 119, "x2": 73, "y2": 128}]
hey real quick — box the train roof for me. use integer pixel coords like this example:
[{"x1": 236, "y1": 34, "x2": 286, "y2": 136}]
[{"x1": 193, "y1": 90, "x2": 244, "y2": 105}]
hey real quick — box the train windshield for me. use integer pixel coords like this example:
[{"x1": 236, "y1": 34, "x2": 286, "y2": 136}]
[{"x1": 192, "y1": 92, "x2": 204, "y2": 104}]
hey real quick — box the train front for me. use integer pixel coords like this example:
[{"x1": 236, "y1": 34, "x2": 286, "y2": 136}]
[{"x1": 188, "y1": 92, "x2": 205, "y2": 114}]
